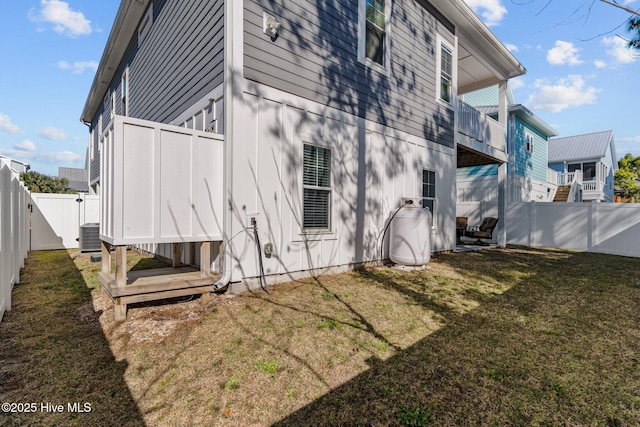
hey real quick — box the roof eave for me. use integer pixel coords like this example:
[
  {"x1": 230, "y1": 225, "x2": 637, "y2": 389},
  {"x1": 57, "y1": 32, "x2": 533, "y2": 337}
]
[
  {"x1": 447, "y1": 1, "x2": 526, "y2": 80},
  {"x1": 80, "y1": 0, "x2": 150, "y2": 123}
]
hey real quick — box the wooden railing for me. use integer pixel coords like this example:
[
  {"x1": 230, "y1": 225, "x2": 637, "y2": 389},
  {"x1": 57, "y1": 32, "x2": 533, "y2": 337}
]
[
  {"x1": 457, "y1": 101, "x2": 506, "y2": 152},
  {"x1": 556, "y1": 170, "x2": 583, "y2": 186}
]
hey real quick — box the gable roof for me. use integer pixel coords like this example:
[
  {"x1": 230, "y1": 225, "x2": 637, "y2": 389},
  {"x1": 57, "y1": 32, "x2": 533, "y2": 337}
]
[
  {"x1": 58, "y1": 167, "x2": 90, "y2": 193},
  {"x1": 548, "y1": 130, "x2": 615, "y2": 163},
  {"x1": 81, "y1": 0, "x2": 151, "y2": 123}
]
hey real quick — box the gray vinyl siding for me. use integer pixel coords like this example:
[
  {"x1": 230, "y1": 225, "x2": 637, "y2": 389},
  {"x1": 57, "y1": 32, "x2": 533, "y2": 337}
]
[
  {"x1": 89, "y1": 0, "x2": 224, "y2": 184},
  {"x1": 243, "y1": 0, "x2": 455, "y2": 147},
  {"x1": 130, "y1": 0, "x2": 224, "y2": 123}
]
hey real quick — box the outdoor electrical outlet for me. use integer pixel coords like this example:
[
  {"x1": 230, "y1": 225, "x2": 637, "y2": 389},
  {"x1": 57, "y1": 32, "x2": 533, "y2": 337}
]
[
  {"x1": 264, "y1": 242, "x2": 273, "y2": 258},
  {"x1": 247, "y1": 213, "x2": 260, "y2": 228}
]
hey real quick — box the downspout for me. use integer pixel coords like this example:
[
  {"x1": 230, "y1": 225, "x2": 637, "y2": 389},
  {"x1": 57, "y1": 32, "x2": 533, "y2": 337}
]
[{"x1": 213, "y1": 0, "x2": 240, "y2": 290}]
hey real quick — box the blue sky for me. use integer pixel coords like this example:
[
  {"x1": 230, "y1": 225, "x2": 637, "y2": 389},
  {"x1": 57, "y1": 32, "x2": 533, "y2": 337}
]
[{"x1": 0, "y1": 0, "x2": 639, "y2": 176}]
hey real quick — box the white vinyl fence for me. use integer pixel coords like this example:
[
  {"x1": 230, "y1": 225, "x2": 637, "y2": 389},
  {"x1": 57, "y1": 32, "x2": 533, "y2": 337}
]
[
  {"x1": 29, "y1": 193, "x2": 99, "y2": 250},
  {"x1": 458, "y1": 201, "x2": 640, "y2": 258},
  {"x1": 0, "y1": 160, "x2": 30, "y2": 322}
]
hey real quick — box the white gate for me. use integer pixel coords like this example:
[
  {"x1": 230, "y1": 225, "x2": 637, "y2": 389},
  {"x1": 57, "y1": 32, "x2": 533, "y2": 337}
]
[{"x1": 30, "y1": 193, "x2": 99, "y2": 250}]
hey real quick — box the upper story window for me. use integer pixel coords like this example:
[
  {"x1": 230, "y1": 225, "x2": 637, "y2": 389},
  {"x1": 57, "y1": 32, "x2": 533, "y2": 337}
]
[
  {"x1": 525, "y1": 132, "x2": 534, "y2": 154},
  {"x1": 568, "y1": 162, "x2": 597, "y2": 181},
  {"x1": 439, "y1": 43, "x2": 453, "y2": 103},
  {"x1": 137, "y1": 3, "x2": 154, "y2": 47},
  {"x1": 358, "y1": 0, "x2": 389, "y2": 69},
  {"x1": 121, "y1": 67, "x2": 129, "y2": 116}
]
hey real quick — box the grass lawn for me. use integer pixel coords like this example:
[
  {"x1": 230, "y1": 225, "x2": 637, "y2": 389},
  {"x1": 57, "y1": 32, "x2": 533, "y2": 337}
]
[{"x1": 1, "y1": 246, "x2": 639, "y2": 426}]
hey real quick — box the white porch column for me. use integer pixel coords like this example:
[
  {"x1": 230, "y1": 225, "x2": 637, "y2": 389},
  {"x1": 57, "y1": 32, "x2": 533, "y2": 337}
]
[
  {"x1": 497, "y1": 162, "x2": 507, "y2": 247},
  {"x1": 498, "y1": 81, "x2": 508, "y2": 127},
  {"x1": 497, "y1": 80, "x2": 508, "y2": 247}
]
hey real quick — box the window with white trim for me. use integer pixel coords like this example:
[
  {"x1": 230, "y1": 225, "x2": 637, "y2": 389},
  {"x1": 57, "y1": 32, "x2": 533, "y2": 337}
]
[
  {"x1": 89, "y1": 128, "x2": 94, "y2": 161},
  {"x1": 303, "y1": 144, "x2": 332, "y2": 230},
  {"x1": 110, "y1": 90, "x2": 116, "y2": 119},
  {"x1": 121, "y1": 67, "x2": 129, "y2": 116},
  {"x1": 358, "y1": 0, "x2": 389, "y2": 68},
  {"x1": 137, "y1": 3, "x2": 153, "y2": 47},
  {"x1": 438, "y1": 41, "x2": 453, "y2": 103},
  {"x1": 525, "y1": 131, "x2": 534, "y2": 154},
  {"x1": 422, "y1": 169, "x2": 436, "y2": 226}
]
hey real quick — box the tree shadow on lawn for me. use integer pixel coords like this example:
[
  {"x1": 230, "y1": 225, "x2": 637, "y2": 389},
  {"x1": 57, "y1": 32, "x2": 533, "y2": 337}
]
[
  {"x1": 274, "y1": 247, "x2": 640, "y2": 426},
  {"x1": 0, "y1": 249, "x2": 145, "y2": 427}
]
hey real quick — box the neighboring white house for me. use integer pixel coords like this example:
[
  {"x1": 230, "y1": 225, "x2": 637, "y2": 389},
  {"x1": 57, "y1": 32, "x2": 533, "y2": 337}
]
[
  {"x1": 0, "y1": 155, "x2": 30, "y2": 174},
  {"x1": 548, "y1": 130, "x2": 618, "y2": 203}
]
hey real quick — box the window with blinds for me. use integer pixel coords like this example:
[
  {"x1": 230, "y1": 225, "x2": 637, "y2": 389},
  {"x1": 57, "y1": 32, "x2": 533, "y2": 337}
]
[
  {"x1": 422, "y1": 169, "x2": 436, "y2": 226},
  {"x1": 303, "y1": 144, "x2": 332, "y2": 230}
]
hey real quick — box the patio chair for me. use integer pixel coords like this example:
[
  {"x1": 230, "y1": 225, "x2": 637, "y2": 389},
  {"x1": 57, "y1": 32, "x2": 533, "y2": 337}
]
[
  {"x1": 456, "y1": 217, "x2": 468, "y2": 244},
  {"x1": 463, "y1": 217, "x2": 498, "y2": 245}
]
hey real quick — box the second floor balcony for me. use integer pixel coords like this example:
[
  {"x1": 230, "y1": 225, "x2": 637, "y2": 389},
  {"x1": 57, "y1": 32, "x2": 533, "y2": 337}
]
[{"x1": 456, "y1": 100, "x2": 507, "y2": 168}]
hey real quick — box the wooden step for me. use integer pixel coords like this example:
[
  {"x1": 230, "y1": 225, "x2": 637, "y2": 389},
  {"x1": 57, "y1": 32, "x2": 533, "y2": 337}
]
[{"x1": 554, "y1": 185, "x2": 571, "y2": 202}]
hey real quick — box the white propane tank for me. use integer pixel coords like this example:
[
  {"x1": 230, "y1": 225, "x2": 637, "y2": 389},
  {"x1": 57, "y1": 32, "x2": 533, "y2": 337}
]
[{"x1": 389, "y1": 202, "x2": 432, "y2": 266}]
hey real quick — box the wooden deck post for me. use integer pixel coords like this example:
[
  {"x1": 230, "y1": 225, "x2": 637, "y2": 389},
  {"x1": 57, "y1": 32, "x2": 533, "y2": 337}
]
[
  {"x1": 101, "y1": 241, "x2": 111, "y2": 274},
  {"x1": 189, "y1": 242, "x2": 196, "y2": 266},
  {"x1": 114, "y1": 245, "x2": 128, "y2": 320},
  {"x1": 200, "y1": 241, "x2": 211, "y2": 304},
  {"x1": 172, "y1": 243, "x2": 183, "y2": 268}
]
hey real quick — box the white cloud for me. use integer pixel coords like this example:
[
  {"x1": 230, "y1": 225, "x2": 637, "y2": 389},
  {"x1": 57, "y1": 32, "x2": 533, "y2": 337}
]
[
  {"x1": 547, "y1": 41, "x2": 583, "y2": 66},
  {"x1": 504, "y1": 43, "x2": 518, "y2": 52},
  {"x1": 526, "y1": 75, "x2": 599, "y2": 113},
  {"x1": 616, "y1": 136, "x2": 640, "y2": 158},
  {"x1": 0, "y1": 113, "x2": 20, "y2": 134},
  {"x1": 15, "y1": 140, "x2": 37, "y2": 152},
  {"x1": 602, "y1": 36, "x2": 638, "y2": 64},
  {"x1": 464, "y1": 0, "x2": 507, "y2": 26},
  {"x1": 57, "y1": 60, "x2": 98, "y2": 74},
  {"x1": 509, "y1": 78, "x2": 525, "y2": 90},
  {"x1": 0, "y1": 148, "x2": 82, "y2": 164},
  {"x1": 594, "y1": 60, "x2": 607, "y2": 68},
  {"x1": 39, "y1": 126, "x2": 69, "y2": 140},
  {"x1": 29, "y1": 0, "x2": 92, "y2": 37}
]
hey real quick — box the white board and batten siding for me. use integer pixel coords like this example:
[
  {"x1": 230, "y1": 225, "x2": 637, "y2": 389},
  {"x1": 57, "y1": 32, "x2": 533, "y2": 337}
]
[
  {"x1": 100, "y1": 115, "x2": 224, "y2": 246},
  {"x1": 228, "y1": 83, "x2": 456, "y2": 283}
]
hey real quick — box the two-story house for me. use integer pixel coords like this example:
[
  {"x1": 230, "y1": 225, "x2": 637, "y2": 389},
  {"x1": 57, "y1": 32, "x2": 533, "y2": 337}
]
[
  {"x1": 81, "y1": 0, "x2": 525, "y2": 318},
  {"x1": 548, "y1": 130, "x2": 618, "y2": 202}
]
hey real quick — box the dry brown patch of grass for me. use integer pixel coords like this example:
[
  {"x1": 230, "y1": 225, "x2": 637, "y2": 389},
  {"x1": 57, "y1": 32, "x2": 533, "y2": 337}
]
[{"x1": 2, "y1": 246, "x2": 640, "y2": 426}]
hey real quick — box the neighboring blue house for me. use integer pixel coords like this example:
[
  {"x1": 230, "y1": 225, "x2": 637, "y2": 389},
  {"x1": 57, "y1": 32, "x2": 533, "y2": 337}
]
[
  {"x1": 457, "y1": 86, "x2": 557, "y2": 202},
  {"x1": 548, "y1": 130, "x2": 618, "y2": 202}
]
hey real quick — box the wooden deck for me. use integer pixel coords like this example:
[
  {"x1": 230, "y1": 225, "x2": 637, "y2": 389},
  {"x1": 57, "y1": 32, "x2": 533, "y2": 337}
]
[
  {"x1": 100, "y1": 241, "x2": 219, "y2": 320},
  {"x1": 99, "y1": 267, "x2": 221, "y2": 305}
]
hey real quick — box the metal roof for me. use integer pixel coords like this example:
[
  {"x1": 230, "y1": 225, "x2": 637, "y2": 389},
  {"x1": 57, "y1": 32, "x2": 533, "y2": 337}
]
[{"x1": 548, "y1": 130, "x2": 615, "y2": 163}]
